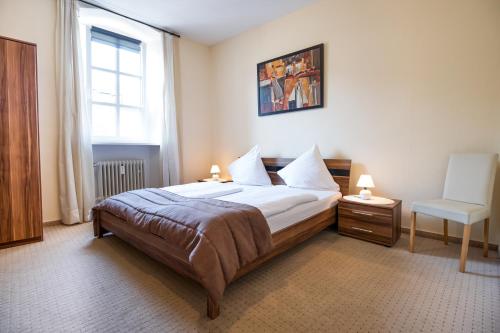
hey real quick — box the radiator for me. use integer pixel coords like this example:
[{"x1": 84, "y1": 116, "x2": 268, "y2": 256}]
[{"x1": 94, "y1": 160, "x2": 145, "y2": 200}]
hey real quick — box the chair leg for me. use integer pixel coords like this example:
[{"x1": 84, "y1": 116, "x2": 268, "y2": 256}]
[
  {"x1": 409, "y1": 212, "x2": 416, "y2": 252},
  {"x1": 443, "y1": 219, "x2": 448, "y2": 245},
  {"x1": 483, "y1": 218, "x2": 489, "y2": 258},
  {"x1": 459, "y1": 224, "x2": 472, "y2": 273}
]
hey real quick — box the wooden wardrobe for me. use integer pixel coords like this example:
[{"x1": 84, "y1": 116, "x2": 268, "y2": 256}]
[{"x1": 0, "y1": 35, "x2": 43, "y2": 248}]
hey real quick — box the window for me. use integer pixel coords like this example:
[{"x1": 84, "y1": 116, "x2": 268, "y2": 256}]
[{"x1": 89, "y1": 27, "x2": 145, "y2": 142}]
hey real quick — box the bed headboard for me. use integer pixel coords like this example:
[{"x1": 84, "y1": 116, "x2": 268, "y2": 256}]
[{"x1": 261, "y1": 158, "x2": 352, "y2": 195}]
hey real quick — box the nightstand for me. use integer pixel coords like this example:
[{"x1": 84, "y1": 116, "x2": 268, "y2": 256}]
[
  {"x1": 198, "y1": 178, "x2": 232, "y2": 183},
  {"x1": 338, "y1": 197, "x2": 402, "y2": 246}
]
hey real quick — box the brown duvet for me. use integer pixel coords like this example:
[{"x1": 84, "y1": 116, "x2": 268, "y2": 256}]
[{"x1": 93, "y1": 188, "x2": 273, "y2": 302}]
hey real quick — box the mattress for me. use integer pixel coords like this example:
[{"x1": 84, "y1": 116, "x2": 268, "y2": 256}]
[{"x1": 163, "y1": 182, "x2": 341, "y2": 234}]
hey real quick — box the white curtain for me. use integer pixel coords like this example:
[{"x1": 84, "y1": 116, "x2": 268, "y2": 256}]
[
  {"x1": 161, "y1": 33, "x2": 181, "y2": 186},
  {"x1": 56, "y1": 0, "x2": 96, "y2": 224}
]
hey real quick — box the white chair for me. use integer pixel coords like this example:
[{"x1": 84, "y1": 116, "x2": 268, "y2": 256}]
[{"x1": 409, "y1": 153, "x2": 498, "y2": 272}]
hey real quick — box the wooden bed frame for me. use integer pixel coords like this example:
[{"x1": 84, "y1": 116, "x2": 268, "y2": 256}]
[{"x1": 94, "y1": 158, "x2": 351, "y2": 319}]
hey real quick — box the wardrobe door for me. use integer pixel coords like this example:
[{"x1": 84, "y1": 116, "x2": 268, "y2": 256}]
[{"x1": 0, "y1": 36, "x2": 43, "y2": 247}]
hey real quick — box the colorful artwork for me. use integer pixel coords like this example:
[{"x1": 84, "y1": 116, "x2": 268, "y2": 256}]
[{"x1": 257, "y1": 44, "x2": 323, "y2": 116}]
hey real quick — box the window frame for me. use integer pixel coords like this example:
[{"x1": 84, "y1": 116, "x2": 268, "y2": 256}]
[{"x1": 87, "y1": 26, "x2": 147, "y2": 144}]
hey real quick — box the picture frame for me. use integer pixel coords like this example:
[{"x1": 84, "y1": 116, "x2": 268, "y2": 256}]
[{"x1": 257, "y1": 43, "x2": 324, "y2": 117}]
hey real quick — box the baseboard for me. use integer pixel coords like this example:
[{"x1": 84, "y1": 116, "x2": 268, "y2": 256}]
[
  {"x1": 39, "y1": 221, "x2": 500, "y2": 251},
  {"x1": 401, "y1": 227, "x2": 498, "y2": 251},
  {"x1": 0, "y1": 236, "x2": 42, "y2": 249},
  {"x1": 43, "y1": 220, "x2": 62, "y2": 226}
]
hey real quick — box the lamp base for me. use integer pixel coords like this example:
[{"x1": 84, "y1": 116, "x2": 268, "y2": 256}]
[
  {"x1": 211, "y1": 174, "x2": 220, "y2": 180},
  {"x1": 359, "y1": 189, "x2": 372, "y2": 200}
]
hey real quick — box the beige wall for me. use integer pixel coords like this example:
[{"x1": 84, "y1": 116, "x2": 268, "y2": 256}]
[
  {"x1": 176, "y1": 38, "x2": 213, "y2": 183},
  {"x1": 0, "y1": 0, "x2": 213, "y2": 221},
  {"x1": 2, "y1": 0, "x2": 499, "y2": 246},
  {"x1": 210, "y1": 0, "x2": 500, "y2": 244}
]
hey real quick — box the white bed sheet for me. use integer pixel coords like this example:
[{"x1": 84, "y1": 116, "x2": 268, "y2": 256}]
[
  {"x1": 162, "y1": 182, "x2": 341, "y2": 234},
  {"x1": 162, "y1": 181, "x2": 243, "y2": 198},
  {"x1": 214, "y1": 185, "x2": 317, "y2": 218},
  {"x1": 266, "y1": 191, "x2": 341, "y2": 233},
  {"x1": 215, "y1": 184, "x2": 341, "y2": 234}
]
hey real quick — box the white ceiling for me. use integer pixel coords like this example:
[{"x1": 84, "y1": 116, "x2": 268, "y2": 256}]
[{"x1": 86, "y1": 0, "x2": 318, "y2": 45}]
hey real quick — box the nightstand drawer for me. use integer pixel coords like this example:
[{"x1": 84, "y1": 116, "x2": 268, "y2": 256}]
[
  {"x1": 338, "y1": 206, "x2": 392, "y2": 225},
  {"x1": 339, "y1": 217, "x2": 393, "y2": 243},
  {"x1": 340, "y1": 201, "x2": 393, "y2": 215}
]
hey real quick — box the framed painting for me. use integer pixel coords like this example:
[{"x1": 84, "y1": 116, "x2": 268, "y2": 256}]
[{"x1": 257, "y1": 43, "x2": 324, "y2": 116}]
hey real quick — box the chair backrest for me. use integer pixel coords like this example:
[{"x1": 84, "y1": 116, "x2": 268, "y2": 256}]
[{"x1": 443, "y1": 153, "x2": 498, "y2": 207}]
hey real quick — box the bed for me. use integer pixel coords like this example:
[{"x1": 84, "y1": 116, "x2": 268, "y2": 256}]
[{"x1": 93, "y1": 158, "x2": 351, "y2": 319}]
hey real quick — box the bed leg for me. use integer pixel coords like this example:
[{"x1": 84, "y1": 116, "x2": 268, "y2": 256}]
[
  {"x1": 93, "y1": 213, "x2": 107, "y2": 238},
  {"x1": 207, "y1": 295, "x2": 220, "y2": 319},
  {"x1": 97, "y1": 226, "x2": 107, "y2": 239},
  {"x1": 93, "y1": 220, "x2": 100, "y2": 238},
  {"x1": 97, "y1": 225, "x2": 108, "y2": 238}
]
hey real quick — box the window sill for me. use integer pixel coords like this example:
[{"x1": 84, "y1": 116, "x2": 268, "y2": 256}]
[{"x1": 92, "y1": 142, "x2": 160, "y2": 147}]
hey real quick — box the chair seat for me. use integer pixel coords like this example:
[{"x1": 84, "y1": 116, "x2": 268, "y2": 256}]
[{"x1": 412, "y1": 199, "x2": 489, "y2": 224}]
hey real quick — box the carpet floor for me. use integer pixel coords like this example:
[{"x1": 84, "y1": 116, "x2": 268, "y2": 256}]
[{"x1": 0, "y1": 223, "x2": 499, "y2": 332}]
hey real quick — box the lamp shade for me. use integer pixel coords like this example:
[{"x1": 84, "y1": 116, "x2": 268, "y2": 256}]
[
  {"x1": 356, "y1": 174, "x2": 375, "y2": 188},
  {"x1": 210, "y1": 164, "x2": 221, "y2": 174}
]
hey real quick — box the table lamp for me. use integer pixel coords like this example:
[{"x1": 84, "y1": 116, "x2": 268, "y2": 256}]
[
  {"x1": 356, "y1": 174, "x2": 375, "y2": 200},
  {"x1": 210, "y1": 164, "x2": 221, "y2": 180}
]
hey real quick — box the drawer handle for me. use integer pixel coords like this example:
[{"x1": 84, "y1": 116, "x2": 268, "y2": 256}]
[
  {"x1": 352, "y1": 226, "x2": 373, "y2": 233},
  {"x1": 352, "y1": 210, "x2": 374, "y2": 216}
]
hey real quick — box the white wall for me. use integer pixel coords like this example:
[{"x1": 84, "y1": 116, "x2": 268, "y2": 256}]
[
  {"x1": 210, "y1": 0, "x2": 500, "y2": 244},
  {"x1": 0, "y1": 0, "x2": 214, "y2": 221}
]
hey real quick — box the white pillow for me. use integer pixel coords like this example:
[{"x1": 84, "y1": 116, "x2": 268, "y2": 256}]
[
  {"x1": 228, "y1": 146, "x2": 272, "y2": 186},
  {"x1": 277, "y1": 145, "x2": 339, "y2": 190}
]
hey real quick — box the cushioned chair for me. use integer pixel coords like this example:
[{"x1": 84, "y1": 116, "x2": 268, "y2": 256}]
[{"x1": 409, "y1": 153, "x2": 498, "y2": 272}]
